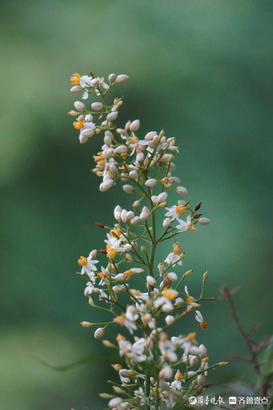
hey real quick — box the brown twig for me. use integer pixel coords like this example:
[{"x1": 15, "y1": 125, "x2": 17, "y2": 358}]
[{"x1": 220, "y1": 286, "x2": 271, "y2": 407}]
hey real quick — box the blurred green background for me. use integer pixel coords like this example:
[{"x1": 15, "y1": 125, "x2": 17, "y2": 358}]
[{"x1": 1, "y1": 0, "x2": 272, "y2": 409}]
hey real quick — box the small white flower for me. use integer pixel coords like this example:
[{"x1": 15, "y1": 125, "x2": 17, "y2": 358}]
[
  {"x1": 165, "y1": 202, "x2": 187, "y2": 221},
  {"x1": 176, "y1": 215, "x2": 195, "y2": 232}
]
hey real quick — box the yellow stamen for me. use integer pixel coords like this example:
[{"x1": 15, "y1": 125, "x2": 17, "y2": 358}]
[
  {"x1": 186, "y1": 296, "x2": 195, "y2": 304},
  {"x1": 114, "y1": 315, "x2": 125, "y2": 326},
  {"x1": 78, "y1": 256, "x2": 88, "y2": 266},
  {"x1": 97, "y1": 160, "x2": 105, "y2": 168},
  {"x1": 160, "y1": 177, "x2": 168, "y2": 184},
  {"x1": 187, "y1": 332, "x2": 196, "y2": 342},
  {"x1": 73, "y1": 120, "x2": 85, "y2": 130},
  {"x1": 123, "y1": 270, "x2": 132, "y2": 280},
  {"x1": 70, "y1": 72, "x2": 81, "y2": 85},
  {"x1": 112, "y1": 363, "x2": 122, "y2": 371},
  {"x1": 175, "y1": 370, "x2": 183, "y2": 381},
  {"x1": 188, "y1": 224, "x2": 196, "y2": 232},
  {"x1": 116, "y1": 334, "x2": 126, "y2": 343},
  {"x1": 106, "y1": 246, "x2": 117, "y2": 260},
  {"x1": 173, "y1": 243, "x2": 182, "y2": 255},
  {"x1": 175, "y1": 205, "x2": 187, "y2": 215},
  {"x1": 200, "y1": 320, "x2": 208, "y2": 330},
  {"x1": 163, "y1": 288, "x2": 178, "y2": 301},
  {"x1": 130, "y1": 136, "x2": 139, "y2": 144},
  {"x1": 110, "y1": 227, "x2": 121, "y2": 238}
]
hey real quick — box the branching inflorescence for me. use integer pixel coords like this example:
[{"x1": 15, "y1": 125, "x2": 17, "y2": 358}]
[{"x1": 68, "y1": 71, "x2": 226, "y2": 409}]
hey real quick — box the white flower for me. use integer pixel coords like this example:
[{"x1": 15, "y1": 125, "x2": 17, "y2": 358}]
[
  {"x1": 164, "y1": 252, "x2": 183, "y2": 267},
  {"x1": 79, "y1": 251, "x2": 99, "y2": 280},
  {"x1": 176, "y1": 215, "x2": 195, "y2": 232},
  {"x1": 165, "y1": 202, "x2": 187, "y2": 221}
]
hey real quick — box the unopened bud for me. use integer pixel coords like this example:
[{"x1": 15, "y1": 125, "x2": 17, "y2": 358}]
[
  {"x1": 145, "y1": 178, "x2": 157, "y2": 188},
  {"x1": 198, "y1": 217, "x2": 211, "y2": 225},
  {"x1": 116, "y1": 74, "x2": 129, "y2": 84},
  {"x1": 195, "y1": 202, "x2": 202, "y2": 211},
  {"x1": 130, "y1": 119, "x2": 140, "y2": 132},
  {"x1": 146, "y1": 275, "x2": 156, "y2": 287},
  {"x1": 99, "y1": 393, "x2": 113, "y2": 399},
  {"x1": 91, "y1": 102, "x2": 103, "y2": 111},
  {"x1": 165, "y1": 315, "x2": 175, "y2": 325},
  {"x1": 108, "y1": 73, "x2": 117, "y2": 83},
  {"x1": 74, "y1": 101, "x2": 86, "y2": 111},
  {"x1": 183, "y1": 269, "x2": 193, "y2": 279},
  {"x1": 107, "y1": 111, "x2": 118, "y2": 121},
  {"x1": 112, "y1": 363, "x2": 122, "y2": 371},
  {"x1": 98, "y1": 249, "x2": 107, "y2": 254},
  {"x1": 102, "y1": 340, "x2": 115, "y2": 348},
  {"x1": 95, "y1": 222, "x2": 105, "y2": 229},
  {"x1": 80, "y1": 321, "x2": 93, "y2": 328},
  {"x1": 141, "y1": 313, "x2": 152, "y2": 324},
  {"x1": 68, "y1": 110, "x2": 79, "y2": 116},
  {"x1": 94, "y1": 327, "x2": 105, "y2": 339},
  {"x1": 70, "y1": 85, "x2": 82, "y2": 93},
  {"x1": 176, "y1": 186, "x2": 188, "y2": 196},
  {"x1": 88, "y1": 297, "x2": 95, "y2": 307},
  {"x1": 203, "y1": 270, "x2": 208, "y2": 281},
  {"x1": 122, "y1": 184, "x2": 134, "y2": 194}
]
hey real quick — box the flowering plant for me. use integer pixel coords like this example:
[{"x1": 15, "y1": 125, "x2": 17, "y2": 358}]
[{"x1": 68, "y1": 71, "x2": 226, "y2": 409}]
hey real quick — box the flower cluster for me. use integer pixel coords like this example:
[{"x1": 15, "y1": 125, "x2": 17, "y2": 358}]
[{"x1": 69, "y1": 71, "x2": 226, "y2": 409}]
